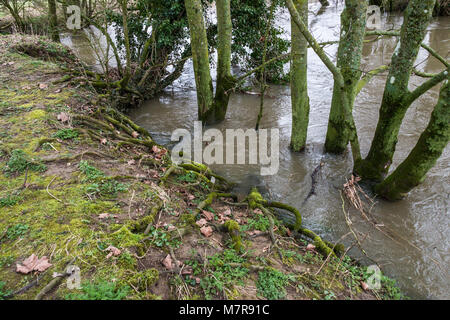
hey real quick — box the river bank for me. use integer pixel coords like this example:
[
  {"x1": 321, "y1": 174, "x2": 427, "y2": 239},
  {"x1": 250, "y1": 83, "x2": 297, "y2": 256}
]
[{"x1": 0, "y1": 34, "x2": 405, "y2": 300}]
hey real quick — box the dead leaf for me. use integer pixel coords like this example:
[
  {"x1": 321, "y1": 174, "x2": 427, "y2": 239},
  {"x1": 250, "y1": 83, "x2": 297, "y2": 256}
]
[
  {"x1": 181, "y1": 266, "x2": 193, "y2": 275},
  {"x1": 361, "y1": 281, "x2": 370, "y2": 291},
  {"x1": 57, "y1": 112, "x2": 69, "y2": 123},
  {"x1": 152, "y1": 145, "x2": 161, "y2": 154},
  {"x1": 254, "y1": 208, "x2": 263, "y2": 215},
  {"x1": 16, "y1": 254, "x2": 52, "y2": 274},
  {"x1": 200, "y1": 226, "x2": 213, "y2": 237},
  {"x1": 222, "y1": 207, "x2": 232, "y2": 216},
  {"x1": 202, "y1": 210, "x2": 214, "y2": 221},
  {"x1": 196, "y1": 218, "x2": 208, "y2": 227},
  {"x1": 39, "y1": 83, "x2": 48, "y2": 90},
  {"x1": 105, "y1": 246, "x2": 122, "y2": 259},
  {"x1": 127, "y1": 159, "x2": 136, "y2": 166},
  {"x1": 306, "y1": 244, "x2": 316, "y2": 251},
  {"x1": 132, "y1": 131, "x2": 139, "y2": 138},
  {"x1": 162, "y1": 254, "x2": 173, "y2": 270},
  {"x1": 100, "y1": 138, "x2": 107, "y2": 145},
  {"x1": 99, "y1": 213, "x2": 110, "y2": 219}
]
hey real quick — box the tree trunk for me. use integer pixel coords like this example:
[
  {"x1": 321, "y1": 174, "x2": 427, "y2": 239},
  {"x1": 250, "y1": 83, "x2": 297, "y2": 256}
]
[
  {"x1": 324, "y1": 0, "x2": 368, "y2": 154},
  {"x1": 184, "y1": 0, "x2": 215, "y2": 122},
  {"x1": 207, "y1": 0, "x2": 236, "y2": 123},
  {"x1": 290, "y1": 0, "x2": 310, "y2": 151},
  {"x1": 374, "y1": 79, "x2": 449, "y2": 200},
  {"x1": 354, "y1": 0, "x2": 437, "y2": 181},
  {"x1": 48, "y1": 0, "x2": 60, "y2": 42}
]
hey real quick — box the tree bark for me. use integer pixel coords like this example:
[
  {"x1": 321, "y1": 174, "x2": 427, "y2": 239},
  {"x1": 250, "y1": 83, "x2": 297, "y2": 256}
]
[
  {"x1": 374, "y1": 79, "x2": 449, "y2": 200},
  {"x1": 290, "y1": 0, "x2": 310, "y2": 151},
  {"x1": 208, "y1": 0, "x2": 236, "y2": 123},
  {"x1": 354, "y1": 0, "x2": 438, "y2": 181},
  {"x1": 324, "y1": 0, "x2": 368, "y2": 154},
  {"x1": 184, "y1": 0, "x2": 215, "y2": 122},
  {"x1": 48, "y1": 0, "x2": 60, "y2": 42}
]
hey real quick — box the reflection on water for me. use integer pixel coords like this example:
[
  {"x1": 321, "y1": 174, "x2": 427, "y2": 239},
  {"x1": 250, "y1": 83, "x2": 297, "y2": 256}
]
[{"x1": 66, "y1": 1, "x2": 450, "y2": 299}]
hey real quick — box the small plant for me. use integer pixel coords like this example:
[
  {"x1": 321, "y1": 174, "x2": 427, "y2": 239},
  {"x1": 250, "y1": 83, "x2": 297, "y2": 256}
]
[
  {"x1": 53, "y1": 128, "x2": 79, "y2": 140},
  {"x1": 79, "y1": 160, "x2": 104, "y2": 181},
  {"x1": 176, "y1": 172, "x2": 197, "y2": 183},
  {"x1": 65, "y1": 280, "x2": 130, "y2": 300},
  {"x1": 256, "y1": 268, "x2": 294, "y2": 300},
  {"x1": 242, "y1": 214, "x2": 275, "y2": 232},
  {"x1": 0, "y1": 255, "x2": 15, "y2": 268},
  {"x1": 146, "y1": 226, "x2": 180, "y2": 248},
  {"x1": 3, "y1": 149, "x2": 46, "y2": 176},
  {"x1": 197, "y1": 249, "x2": 249, "y2": 299},
  {"x1": 0, "y1": 281, "x2": 12, "y2": 300},
  {"x1": 5, "y1": 223, "x2": 29, "y2": 240},
  {"x1": 86, "y1": 180, "x2": 128, "y2": 198},
  {"x1": 0, "y1": 194, "x2": 22, "y2": 207}
]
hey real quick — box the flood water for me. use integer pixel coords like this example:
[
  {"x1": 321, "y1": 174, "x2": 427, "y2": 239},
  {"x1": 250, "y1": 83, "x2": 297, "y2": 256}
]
[{"x1": 68, "y1": 1, "x2": 450, "y2": 299}]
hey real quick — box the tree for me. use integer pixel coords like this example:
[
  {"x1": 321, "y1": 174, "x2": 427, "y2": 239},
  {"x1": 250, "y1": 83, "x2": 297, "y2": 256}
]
[
  {"x1": 286, "y1": 0, "x2": 376, "y2": 161},
  {"x1": 290, "y1": 0, "x2": 310, "y2": 151},
  {"x1": 184, "y1": 0, "x2": 236, "y2": 123},
  {"x1": 48, "y1": 0, "x2": 60, "y2": 42},
  {"x1": 324, "y1": 0, "x2": 368, "y2": 154},
  {"x1": 374, "y1": 79, "x2": 449, "y2": 200},
  {"x1": 354, "y1": 0, "x2": 448, "y2": 181}
]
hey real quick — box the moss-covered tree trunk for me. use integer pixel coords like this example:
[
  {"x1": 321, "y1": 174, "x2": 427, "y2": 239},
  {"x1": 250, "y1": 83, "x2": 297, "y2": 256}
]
[
  {"x1": 354, "y1": 0, "x2": 438, "y2": 181},
  {"x1": 48, "y1": 0, "x2": 60, "y2": 42},
  {"x1": 375, "y1": 79, "x2": 449, "y2": 200},
  {"x1": 185, "y1": 0, "x2": 215, "y2": 121},
  {"x1": 185, "y1": 0, "x2": 235, "y2": 124},
  {"x1": 324, "y1": 0, "x2": 368, "y2": 154},
  {"x1": 290, "y1": 0, "x2": 310, "y2": 151},
  {"x1": 208, "y1": 0, "x2": 236, "y2": 123}
]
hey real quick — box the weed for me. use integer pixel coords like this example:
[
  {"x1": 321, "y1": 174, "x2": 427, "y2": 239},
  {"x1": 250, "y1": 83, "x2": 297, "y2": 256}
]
[
  {"x1": 86, "y1": 180, "x2": 128, "y2": 198},
  {"x1": 256, "y1": 268, "x2": 294, "y2": 300},
  {"x1": 3, "y1": 149, "x2": 46, "y2": 176},
  {"x1": 0, "y1": 194, "x2": 22, "y2": 207},
  {"x1": 197, "y1": 249, "x2": 249, "y2": 299},
  {"x1": 65, "y1": 280, "x2": 130, "y2": 300},
  {"x1": 0, "y1": 281, "x2": 12, "y2": 300},
  {"x1": 5, "y1": 223, "x2": 29, "y2": 240},
  {"x1": 176, "y1": 172, "x2": 197, "y2": 183},
  {"x1": 53, "y1": 128, "x2": 79, "y2": 140},
  {"x1": 146, "y1": 226, "x2": 181, "y2": 249},
  {"x1": 79, "y1": 160, "x2": 104, "y2": 181},
  {"x1": 0, "y1": 255, "x2": 15, "y2": 268}
]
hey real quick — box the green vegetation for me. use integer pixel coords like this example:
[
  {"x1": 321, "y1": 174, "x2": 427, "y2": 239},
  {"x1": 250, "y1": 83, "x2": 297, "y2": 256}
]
[
  {"x1": 65, "y1": 280, "x2": 130, "y2": 300},
  {"x1": 0, "y1": 194, "x2": 22, "y2": 207},
  {"x1": 0, "y1": 281, "x2": 12, "y2": 300},
  {"x1": 3, "y1": 149, "x2": 46, "y2": 176},
  {"x1": 53, "y1": 129, "x2": 79, "y2": 140},
  {"x1": 256, "y1": 268, "x2": 294, "y2": 300},
  {"x1": 5, "y1": 223, "x2": 29, "y2": 241}
]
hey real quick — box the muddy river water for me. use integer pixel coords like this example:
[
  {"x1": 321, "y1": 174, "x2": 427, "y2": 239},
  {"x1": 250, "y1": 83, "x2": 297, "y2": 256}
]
[{"x1": 65, "y1": 1, "x2": 450, "y2": 299}]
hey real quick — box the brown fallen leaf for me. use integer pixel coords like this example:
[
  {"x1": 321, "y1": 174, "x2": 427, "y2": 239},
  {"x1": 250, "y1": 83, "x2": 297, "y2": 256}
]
[
  {"x1": 127, "y1": 159, "x2": 136, "y2": 166},
  {"x1": 361, "y1": 281, "x2": 370, "y2": 291},
  {"x1": 16, "y1": 254, "x2": 52, "y2": 274},
  {"x1": 162, "y1": 254, "x2": 173, "y2": 270},
  {"x1": 200, "y1": 226, "x2": 213, "y2": 237},
  {"x1": 100, "y1": 138, "x2": 107, "y2": 145},
  {"x1": 99, "y1": 213, "x2": 110, "y2": 219},
  {"x1": 306, "y1": 243, "x2": 316, "y2": 251},
  {"x1": 39, "y1": 83, "x2": 48, "y2": 90},
  {"x1": 222, "y1": 207, "x2": 232, "y2": 216},
  {"x1": 196, "y1": 218, "x2": 208, "y2": 227},
  {"x1": 202, "y1": 210, "x2": 214, "y2": 221},
  {"x1": 57, "y1": 112, "x2": 69, "y2": 123},
  {"x1": 131, "y1": 131, "x2": 139, "y2": 138},
  {"x1": 105, "y1": 246, "x2": 122, "y2": 259},
  {"x1": 181, "y1": 266, "x2": 193, "y2": 275}
]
